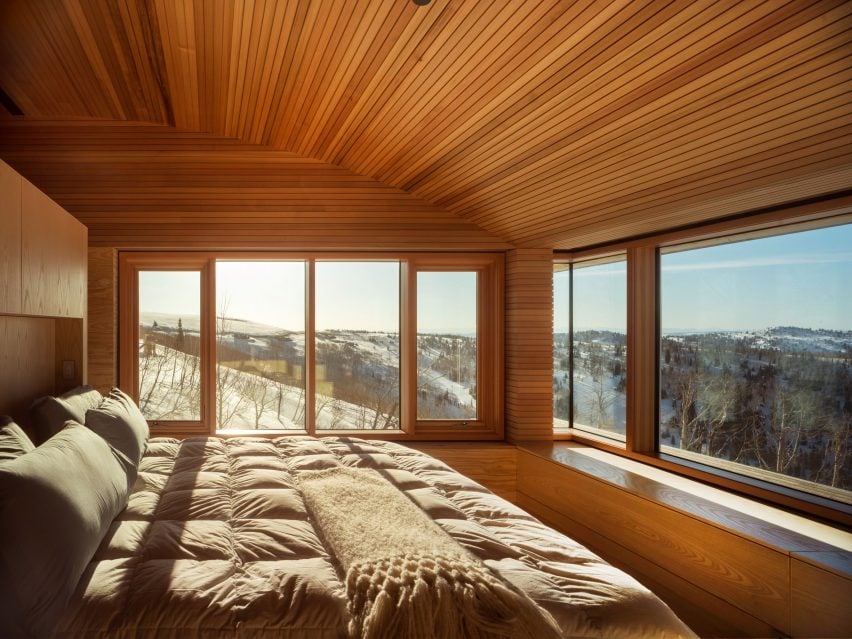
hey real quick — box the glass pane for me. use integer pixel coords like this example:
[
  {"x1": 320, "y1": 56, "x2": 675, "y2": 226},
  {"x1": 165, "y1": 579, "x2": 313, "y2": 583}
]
[
  {"x1": 417, "y1": 272, "x2": 477, "y2": 420},
  {"x1": 216, "y1": 261, "x2": 306, "y2": 431},
  {"x1": 572, "y1": 259, "x2": 627, "y2": 437},
  {"x1": 553, "y1": 265, "x2": 571, "y2": 430},
  {"x1": 660, "y1": 224, "x2": 852, "y2": 495},
  {"x1": 315, "y1": 261, "x2": 400, "y2": 430},
  {"x1": 138, "y1": 271, "x2": 201, "y2": 420}
]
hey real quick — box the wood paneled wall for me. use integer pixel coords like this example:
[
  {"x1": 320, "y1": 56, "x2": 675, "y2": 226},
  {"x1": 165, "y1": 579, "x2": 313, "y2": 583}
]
[
  {"x1": 0, "y1": 317, "x2": 55, "y2": 423},
  {"x1": 87, "y1": 248, "x2": 116, "y2": 394},
  {"x1": 504, "y1": 248, "x2": 553, "y2": 442},
  {"x1": 0, "y1": 161, "x2": 22, "y2": 315},
  {"x1": 0, "y1": 123, "x2": 511, "y2": 251},
  {"x1": 20, "y1": 178, "x2": 87, "y2": 317}
]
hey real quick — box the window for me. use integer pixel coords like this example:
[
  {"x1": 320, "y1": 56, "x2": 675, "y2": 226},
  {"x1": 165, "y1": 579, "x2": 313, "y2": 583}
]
[
  {"x1": 553, "y1": 257, "x2": 627, "y2": 441},
  {"x1": 119, "y1": 252, "x2": 502, "y2": 439},
  {"x1": 553, "y1": 211, "x2": 852, "y2": 518},
  {"x1": 315, "y1": 261, "x2": 400, "y2": 430},
  {"x1": 660, "y1": 224, "x2": 852, "y2": 500},
  {"x1": 138, "y1": 271, "x2": 202, "y2": 421},
  {"x1": 215, "y1": 261, "x2": 306, "y2": 431},
  {"x1": 417, "y1": 271, "x2": 478, "y2": 420}
]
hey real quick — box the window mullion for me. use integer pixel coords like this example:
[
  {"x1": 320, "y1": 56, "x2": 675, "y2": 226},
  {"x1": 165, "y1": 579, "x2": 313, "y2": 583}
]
[
  {"x1": 306, "y1": 258, "x2": 316, "y2": 436},
  {"x1": 400, "y1": 261, "x2": 415, "y2": 432},
  {"x1": 626, "y1": 245, "x2": 657, "y2": 453},
  {"x1": 203, "y1": 258, "x2": 216, "y2": 434}
]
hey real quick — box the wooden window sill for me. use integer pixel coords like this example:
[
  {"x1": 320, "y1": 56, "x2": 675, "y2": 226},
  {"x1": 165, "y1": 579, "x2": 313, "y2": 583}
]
[{"x1": 517, "y1": 441, "x2": 852, "y2": 578}]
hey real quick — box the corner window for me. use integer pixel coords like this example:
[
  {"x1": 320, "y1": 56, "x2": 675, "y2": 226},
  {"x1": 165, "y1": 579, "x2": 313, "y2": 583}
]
[
  {"x1": 660, "y1": 224, "x2": 852, "y2": 500},
  {"x1": 553, "y1": 256, "x2": 627, "y2": 441}
]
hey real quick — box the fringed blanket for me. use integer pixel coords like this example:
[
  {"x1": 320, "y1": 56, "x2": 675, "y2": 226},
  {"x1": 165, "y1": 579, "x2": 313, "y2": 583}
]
[{"x1": 297, "y1": 466, "x2": 562, "y2": 639}]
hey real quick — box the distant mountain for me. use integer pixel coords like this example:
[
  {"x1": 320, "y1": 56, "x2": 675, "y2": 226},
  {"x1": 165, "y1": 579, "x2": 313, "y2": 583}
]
[
  {"x1": 141, "y1": 312, "x2": 294, "y2": 336},
  {"x1": 663, "y1": 326, "x2": 851, "y2": 354}
]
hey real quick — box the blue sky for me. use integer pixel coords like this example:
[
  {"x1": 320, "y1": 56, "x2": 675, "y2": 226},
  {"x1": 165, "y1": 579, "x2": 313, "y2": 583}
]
[
  {"x1": 140, "y1": 261, "x2": 477, "y2": 333},
  {"x1": 554, "y1": 261, "x2": 627, "y2": 333},
  {"x1": 661, "y1": 224, "x2": 852, "y2": 332},
  {"x1": 554, "y1": 222, "x2": 851, "y2": 334}
]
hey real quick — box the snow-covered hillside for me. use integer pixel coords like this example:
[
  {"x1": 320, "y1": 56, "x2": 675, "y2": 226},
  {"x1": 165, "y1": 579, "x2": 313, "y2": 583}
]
[{"x1": 139, "y1": 313, "x2": 477, "y2": 428}]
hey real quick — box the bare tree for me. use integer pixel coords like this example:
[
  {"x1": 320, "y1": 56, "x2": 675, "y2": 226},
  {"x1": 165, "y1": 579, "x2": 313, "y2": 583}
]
[{"x1": 216, "y1": 296, "x2": 245, "y2": 428}]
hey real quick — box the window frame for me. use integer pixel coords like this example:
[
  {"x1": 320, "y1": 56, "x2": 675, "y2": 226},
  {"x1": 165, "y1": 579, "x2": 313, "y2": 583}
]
[
  {"x1": 554, "y1": 200, "x2": 852, "y2": 525},
  {"x1": 119, "y1": 253, "x2": 213, "y2": 437},
  {"x1": 119, "y1": 251, "x2": 503, "y2": 441},
  {"x1": 408, "y1": 254, "x2": 503, "y2": 436},
  {"x1": 552, "y1": 255, "x2": 629, "y2": 445}
]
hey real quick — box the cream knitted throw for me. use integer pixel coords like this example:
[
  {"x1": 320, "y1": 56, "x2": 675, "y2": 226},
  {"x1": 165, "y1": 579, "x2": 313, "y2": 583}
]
[{"x1": 297, "y1": 466, "x2": 561, "y2": 639}]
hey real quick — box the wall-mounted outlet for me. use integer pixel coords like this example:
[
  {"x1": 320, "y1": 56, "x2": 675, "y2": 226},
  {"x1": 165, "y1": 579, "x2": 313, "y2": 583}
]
[{"x1": 61, "y1": 360, "x2": 76, "y2": 381}]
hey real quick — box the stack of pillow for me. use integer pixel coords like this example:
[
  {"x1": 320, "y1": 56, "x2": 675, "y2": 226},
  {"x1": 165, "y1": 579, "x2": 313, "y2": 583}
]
[{"x1": 0, "y1": 387, "x2": 150, "y2": 638}]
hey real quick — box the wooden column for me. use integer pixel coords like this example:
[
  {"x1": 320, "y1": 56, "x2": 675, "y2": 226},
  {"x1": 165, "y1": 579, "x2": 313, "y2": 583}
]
[
  {"x1": 626, "y1": 245, "x2": 657, "y2": 452},
  {"x1": 505, "y1": 248, "x2": 553, "y2": 442},
  {"x1": 88, "y1": 247, "x2": 118, "y2": 393}
]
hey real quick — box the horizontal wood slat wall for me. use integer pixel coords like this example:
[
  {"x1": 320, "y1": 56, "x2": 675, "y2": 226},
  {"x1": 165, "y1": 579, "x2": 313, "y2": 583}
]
[
  {"x1": 1, "y1": 1, "x2": 850, "y2": 249},
  {"x1": 87, "y1": 247, "x2": 117, "y2": 393},
  {"x1": 505, "y1": 248, "x2": 553, "y2": 442},
  {"x1": 0, "y1": 123, "x2": 510, "y2": 251}
]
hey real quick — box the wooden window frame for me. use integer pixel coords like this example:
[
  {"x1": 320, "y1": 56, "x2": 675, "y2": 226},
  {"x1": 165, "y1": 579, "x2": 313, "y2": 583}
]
[
  {"x1": 118, "y1": 253, "x2": 212, "y2": 438},
  {"x1": 408, "y1": 254, "x2": 503, "y2": 437},
  {"x1": 554, "y1": 195, "x2": 852, "y2": 526},
  {"x1": 552, "y1": 254, "x2": 629, "y2": 446},
  {"x1": 119, "y1": 251, "x2": 503, "y2": 441}
]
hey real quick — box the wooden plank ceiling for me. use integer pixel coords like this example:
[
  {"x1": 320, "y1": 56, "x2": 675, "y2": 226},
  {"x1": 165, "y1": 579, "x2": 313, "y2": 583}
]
[{"x1": 0, "y1": 0, "x2": 850, "y2": 250}]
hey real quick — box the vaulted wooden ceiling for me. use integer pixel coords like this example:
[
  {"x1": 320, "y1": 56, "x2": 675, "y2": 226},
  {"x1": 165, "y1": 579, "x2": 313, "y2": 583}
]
[{"x1": 0, "y1": 0, "x2": 850, "y2": 249}]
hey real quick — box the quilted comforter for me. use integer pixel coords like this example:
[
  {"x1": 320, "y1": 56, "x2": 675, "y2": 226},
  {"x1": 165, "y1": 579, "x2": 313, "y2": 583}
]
[{"x1": 57, "y1": 436, "x2": 694, "y2": 638}]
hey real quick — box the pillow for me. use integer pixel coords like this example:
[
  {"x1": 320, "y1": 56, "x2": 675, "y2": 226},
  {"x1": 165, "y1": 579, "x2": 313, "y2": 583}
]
[
  {"x1": 29, "y1": 386, "x2": 103, "y2": 445},
  {"x1": 85, "y1": 387, "x2": 149, "y2": 469},
  {"x1": 0, "y1": 422, "x2": 129, "y2": 638},
  {"x1": 0, "y1": 418, "x2": 34, "y2": 463}
]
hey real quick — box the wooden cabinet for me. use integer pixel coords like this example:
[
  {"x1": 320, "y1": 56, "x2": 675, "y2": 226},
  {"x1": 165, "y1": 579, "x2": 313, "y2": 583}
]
[
  {"x1": 0, "y1": 160, "x2": 87, "y2": 422},
  {"x1": 21, "y1": 177, "x2": 87, "y2": 318},
  {"x1": 0, "y1": 161, "x2": 22, "y2": 314}
]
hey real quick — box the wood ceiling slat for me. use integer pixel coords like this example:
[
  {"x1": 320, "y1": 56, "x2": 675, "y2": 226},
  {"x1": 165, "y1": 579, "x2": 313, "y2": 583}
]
[
  {"x1": 277, "y1": 0, "x2": 342, "y2": 149},
  {"x1": 155, "y1": 0, "x2": 200, "y2": 129},
  {"x1": 315, "y1": 0, "x2": 466, "y2": 162},
  {"x1": 1, "y1": 1, "x2": 849, "y2": 249},
  {"x1": 458, "y1": 8, "x2": 851, "y2": 210},
  {"x1": 461, "y1": 61, "x2": 851, "y2": 219},
  {"x1": 515, "y1": 141, "x2": 852, "y2": 246},
  {"x1": 414, "y1": 0, "x2": 764, "y2": 202},
  {"x1": 502, "y1": 129, "x2": 852, "y2": 234},
  {"x1": 493, "y1": 111, "x2": 852, "y2": 239},
  {"x1": 406, "y1": 0, "x2": 824, "y2": 204},
  {"x1": 545, "y1": 166, "x2": 852, "y2": 249},
  {"x1": 367, "y1": 0, "x2": 681, "y2": 184},
  {"x1": 332, "y1": 0, "x2": 502, "y2": 169},
  {"x1": 444, "y1": 25, "x2": 852, "y2": 213},
  {"x1": 270, "y1": 0, "x2": 400, "y2": 151}
]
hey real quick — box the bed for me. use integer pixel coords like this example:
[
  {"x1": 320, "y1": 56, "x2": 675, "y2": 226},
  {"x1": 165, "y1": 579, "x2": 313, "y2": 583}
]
[{"x1": 0, "y1": 387, "x2": 695, "y2": 638}]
